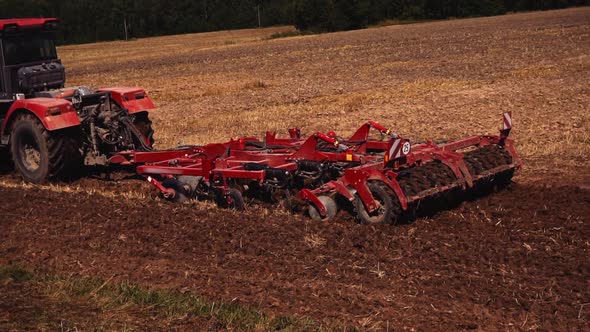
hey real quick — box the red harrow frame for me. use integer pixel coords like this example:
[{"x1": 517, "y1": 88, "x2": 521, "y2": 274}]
[
  {"x1": 117, "y1": 113, "x2": 520, "y2": 224},
  {"x1": 112, "y1": 121, "x2": 399, "y2": 209},
  {"x1": 301, "y1": 112, "x2": 520, "y2": 223}
]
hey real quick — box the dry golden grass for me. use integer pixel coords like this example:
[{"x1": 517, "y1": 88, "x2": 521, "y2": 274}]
[
  {"x1": 58, "y1": 8, "x2": 590, "y2": 185},
  {"x1": 0, "y1": 179, "x2": 148, "y2": 200}
]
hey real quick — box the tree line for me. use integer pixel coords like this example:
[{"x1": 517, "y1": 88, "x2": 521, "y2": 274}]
[{"x1": 0, "y1": 0, "x2": 587, "y2": 44}]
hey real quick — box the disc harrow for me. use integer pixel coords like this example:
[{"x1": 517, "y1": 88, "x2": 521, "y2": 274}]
[{"x1": 117, "y1": 113, "x2": 520, "y2": 225}]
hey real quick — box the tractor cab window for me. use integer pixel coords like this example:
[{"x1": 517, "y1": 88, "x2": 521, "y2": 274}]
[{"x1": 2, "y1": 33, "x2": 57, "y2": 66}]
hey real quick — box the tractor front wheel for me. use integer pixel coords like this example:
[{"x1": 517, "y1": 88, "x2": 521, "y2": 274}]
[{"x1": 10, "y1": 114, "x2": 81, "y2": 184}]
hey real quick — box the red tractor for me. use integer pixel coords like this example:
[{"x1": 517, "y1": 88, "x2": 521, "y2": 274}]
[{"x1": 0, "y1": 18, "x2": 155, "y2": 183}]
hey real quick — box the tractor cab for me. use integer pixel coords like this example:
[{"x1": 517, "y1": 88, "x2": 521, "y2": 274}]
[
  {"x1": 0, "y1": 18, "x2": 64, "y2": 124},
  {"x1": 0, "y1": 18, "x2": 63, "y2": 98}
]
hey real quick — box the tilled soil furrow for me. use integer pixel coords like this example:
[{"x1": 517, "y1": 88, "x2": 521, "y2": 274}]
[{"x1": 1, "y1": 183, "x2": 588, "y2": 330}]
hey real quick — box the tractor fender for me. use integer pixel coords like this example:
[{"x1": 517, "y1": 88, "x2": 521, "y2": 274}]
[
  {"x1": 98, "y1": 87, "x2": 155, "y2": 114},
  {"x1": 1, "y1": 98, "x2": 80, "y2": 139}
]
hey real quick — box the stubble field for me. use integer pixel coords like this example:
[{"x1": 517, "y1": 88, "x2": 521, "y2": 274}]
[{"x1": 1, "y1": 8, "x2": 589, "y2": 331}]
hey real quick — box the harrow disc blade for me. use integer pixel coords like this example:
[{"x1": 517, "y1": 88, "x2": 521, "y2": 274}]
[{"x1": 161, "y1": 178, "x2": 189, "y2": 203}]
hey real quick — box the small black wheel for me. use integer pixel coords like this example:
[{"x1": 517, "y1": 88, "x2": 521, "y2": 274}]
[
  {"x1": 308, "y1": 195, "x2": 337, "y2": 221},
  {"x1": 10, "y1": 114, "x2": 81, "y2": 183},
  {"x1": 215, "y1": 188, "x2": 245, "y2": 211},
  {"x1": 161, "y1": 178, "x2": 189, "y2": 203},
  {"x1": 354, "y1": 181, "x2": 400, "y2": 225}
]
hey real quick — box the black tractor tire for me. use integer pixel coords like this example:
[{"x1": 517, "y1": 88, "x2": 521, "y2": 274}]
[
  {"x1": 354, "y1": 181, "x2": 401, "y2": 225},
  {"x1": 10, "y1": 114, "x2": 81, "y2": 184},
  {"x1": 132, "y1": 111, "x2": 155, "y2": 147},
  {"x1": 215, "y1": 188, "x2": 245, "y2": 211},
  {"x1": 308, "y1": 195, "x2": 338, "y2": 221}
]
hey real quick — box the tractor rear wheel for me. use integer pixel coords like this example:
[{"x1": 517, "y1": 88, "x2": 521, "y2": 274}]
[
  {"x1": 10, "y1": 114, "x2": 81, "y2": 184},
  {"x1": 132, "y1": 111, "x2": 155, "y2": 147}
]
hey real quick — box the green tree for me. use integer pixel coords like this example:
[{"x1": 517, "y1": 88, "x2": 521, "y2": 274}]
[{"x1": 1, "y1": 0, "x2": 587, "y2": 44}]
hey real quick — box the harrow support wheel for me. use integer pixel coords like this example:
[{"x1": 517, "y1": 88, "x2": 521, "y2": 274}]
[
  {"x1": 354, "y1": 181, "x2": 401, "y2": 225},
  {"x1": 308, "y1": 195, "x2": 337, "y2": 221},
  {"x1": 215, "y1": 188, "x2": 245, "y2": 211}
]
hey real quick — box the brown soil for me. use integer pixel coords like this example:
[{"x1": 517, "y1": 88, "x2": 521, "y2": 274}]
[{"x1": 1, "y1": 181, "x2": 589, "y2": 330}]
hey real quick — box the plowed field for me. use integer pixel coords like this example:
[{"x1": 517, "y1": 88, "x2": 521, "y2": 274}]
[{"x1": 1, "y1": 7, "x2": 589, "y2": 331}]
